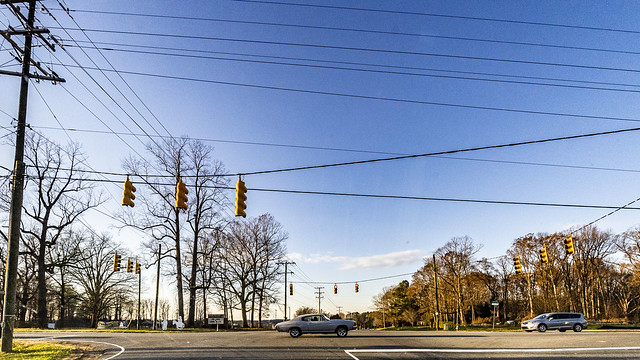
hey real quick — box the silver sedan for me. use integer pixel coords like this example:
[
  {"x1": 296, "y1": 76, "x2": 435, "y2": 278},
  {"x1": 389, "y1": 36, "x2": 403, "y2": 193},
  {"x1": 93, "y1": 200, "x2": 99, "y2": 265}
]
[{"x1": 275, "y1": 314, "x2": 357, "y2": 337}]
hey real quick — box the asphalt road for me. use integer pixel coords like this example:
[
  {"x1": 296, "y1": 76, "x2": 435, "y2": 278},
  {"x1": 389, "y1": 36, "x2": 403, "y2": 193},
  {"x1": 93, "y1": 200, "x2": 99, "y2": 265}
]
[{"x1": 15, "y1": 329, "x2": 640, "y2": 359}]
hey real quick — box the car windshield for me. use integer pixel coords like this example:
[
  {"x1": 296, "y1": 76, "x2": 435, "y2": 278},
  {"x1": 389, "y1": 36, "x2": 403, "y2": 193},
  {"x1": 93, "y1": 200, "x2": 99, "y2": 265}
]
[{"x1": 1, "y1": 1, "x2": 636, "y2": 358}]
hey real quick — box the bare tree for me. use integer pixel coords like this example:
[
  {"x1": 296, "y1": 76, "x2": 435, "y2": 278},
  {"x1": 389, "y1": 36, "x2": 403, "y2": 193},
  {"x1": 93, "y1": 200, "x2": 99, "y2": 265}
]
[
  {"x1": 183, "y1": 140, "x2": 228, "y2": 327},
  {"x1": 71, "y1": 233, "x2": 133, "y2": 328},
  {"x1": 122, "y1": 137, "x2": 192, "y2": 322},
  {"x1": 19, "y1": 133, "x2": 101, "y2": 328},
  {"x1": 47, "y1": 228, "x2": 85, "y2": 328}
]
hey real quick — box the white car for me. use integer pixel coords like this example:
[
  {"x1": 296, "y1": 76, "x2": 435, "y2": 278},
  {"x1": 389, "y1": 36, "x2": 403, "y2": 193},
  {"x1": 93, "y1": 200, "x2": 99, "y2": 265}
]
[{"x1": 275, "y1": 314, "x2": 356, "y2": 338}]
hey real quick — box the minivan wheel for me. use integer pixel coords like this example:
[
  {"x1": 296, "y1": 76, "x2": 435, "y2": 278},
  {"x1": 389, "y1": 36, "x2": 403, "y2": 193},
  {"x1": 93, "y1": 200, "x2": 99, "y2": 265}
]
[
  {"x1": 573, "y1": 324, "x2": 583, "y2": 332},
  {"x1": 538, "y1": 324, "x2": 547, "y2": 333}
]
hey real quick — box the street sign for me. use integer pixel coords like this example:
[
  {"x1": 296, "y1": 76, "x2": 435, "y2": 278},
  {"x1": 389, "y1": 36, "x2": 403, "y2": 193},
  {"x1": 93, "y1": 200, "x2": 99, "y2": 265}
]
[{"x1": 491, "y1": 301, "x2": 499, "y2": 306}]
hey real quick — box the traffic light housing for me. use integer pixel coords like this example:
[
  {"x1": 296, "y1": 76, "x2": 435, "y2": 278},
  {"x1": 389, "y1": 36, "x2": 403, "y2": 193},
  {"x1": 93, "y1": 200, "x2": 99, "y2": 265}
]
[
  {"x1": 289, "y1": 283, "x2": 293, "y2": 296},
  {"x1": 355, "y1": 283, "x2": 359, "y2": 293},
  {"x1": 113, "y1": 252, "x2": 121, "y2": 272},
  {"x1": 126, "y1": 259, "x2": 133, "y2": 273},
  {"x1": 540, "y1": 246, "x2": 549, "y2": 263},
  {"x1": 513, "y1": 255, "x2": 522, "y2": 274},
  {"x1": 565, "y1": 234, "x2": 575, "y2": 255},
  {"x1": 122, "y1": 176, "x2": 136, "y2": 207},
  {"x1": 334, "y1": 284, "x2": 338, "y2": 294},
  {"x1": 176, "y1": 178, "x2": 188, "y2": 210},
  {"x1": 235, "y1": 177, "x2": 247, "y2": 217},
  {"x1": 135, "y1": 262, "x2": 141, "y2": 274}
]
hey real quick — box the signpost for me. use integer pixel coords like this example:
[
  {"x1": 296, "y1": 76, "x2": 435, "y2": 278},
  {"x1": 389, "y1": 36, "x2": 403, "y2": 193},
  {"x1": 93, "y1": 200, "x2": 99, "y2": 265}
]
[
  {"x1": 207, "y1": 314, "x2": 225, "y2": 331},
  {"x1": 491, "y1": 301, "x2": 500, "y2": 330}
]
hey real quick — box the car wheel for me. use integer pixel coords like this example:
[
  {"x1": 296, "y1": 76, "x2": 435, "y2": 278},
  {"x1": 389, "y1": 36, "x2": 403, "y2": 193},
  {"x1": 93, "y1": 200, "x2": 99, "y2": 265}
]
[
  {"x1": 558, "y1": 329, "x2": 566, "y2": 332},
  {"x1": 336, "y1": 326, "x2": 348, "y2": 337},
  {"x1": 573, "y1": 324, "x2": 583, "y2": 332},
  {"x1": 289, "y1": 328, "x2": 302, "y2": 338},
  {"x1": 538, "y1": 324, "x2": 547, "y2": 333}
]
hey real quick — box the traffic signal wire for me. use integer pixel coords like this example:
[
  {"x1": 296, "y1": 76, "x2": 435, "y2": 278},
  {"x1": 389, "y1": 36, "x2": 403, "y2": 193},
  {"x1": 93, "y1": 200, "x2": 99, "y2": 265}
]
[
  {"x1": 239, "y1": 127, "x2": 640, "y2": 176},
  {"x1": 16, "y1": 124, "x2": 640, "y2": 175},
  {"x1": 290, "y1": 272, "x2": 415, "y2": 285},
  {"x1": 5, "y1": 168, "x2": 640, "y2": 211},
  {"x1": 9, "y1": 125, "x2": 640, "y2": 179}
]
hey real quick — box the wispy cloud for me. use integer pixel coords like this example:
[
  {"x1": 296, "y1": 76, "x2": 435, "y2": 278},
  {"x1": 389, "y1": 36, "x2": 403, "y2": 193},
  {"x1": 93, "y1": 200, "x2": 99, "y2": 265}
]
[{"x1": 288, "y1": 249, "x2": 426, "y2": 270}]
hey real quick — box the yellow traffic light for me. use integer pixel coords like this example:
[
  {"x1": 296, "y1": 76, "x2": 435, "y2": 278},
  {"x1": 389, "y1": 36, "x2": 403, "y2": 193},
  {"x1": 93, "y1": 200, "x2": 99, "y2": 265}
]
[
  {"x1": 334, "y1": 284, "x2": 338, "y2": 294},
  {"x1": 540, "y1": 246, "x2": 549, "y2": 263},
  {"x1": 135, "y1": 262, "x2": 141, "y2": 274},
  {"x1": 113, "y1": 252, "x2": 121, "y2": 272},
  {"x1": 565, "y1": 234, "x2": 575, "y2": 255},
  {"x1": 176, "y1": 178, "x2": 188, "y2": 210},
  {"x1": 513, "y1": 255, "x2": 522, "y2": 274},
  {"x1": 289, "y1": 283, "x2": 293, "y2": 296},
  {"x1": 122, "y1": 176, "x2": 136, "y2": 207},
  {"x1": 355, "y1": 283, "x2": 359, "y2": 293},
  {"x1": 126, "y1": 259, "x2": 133, "y2": 273},
  {"x1": 235, "y1": 177, "x2": 247, "y2": 218}
]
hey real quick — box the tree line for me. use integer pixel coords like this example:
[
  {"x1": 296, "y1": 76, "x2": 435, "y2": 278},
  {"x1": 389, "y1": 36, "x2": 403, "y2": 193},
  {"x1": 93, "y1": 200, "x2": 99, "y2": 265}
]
[
  {"x1": 373, "y1": 229, "x2": 640, "y2": 328},
  {"x1": 0, "y1": 132, "x2": 287, "y2": 328}
]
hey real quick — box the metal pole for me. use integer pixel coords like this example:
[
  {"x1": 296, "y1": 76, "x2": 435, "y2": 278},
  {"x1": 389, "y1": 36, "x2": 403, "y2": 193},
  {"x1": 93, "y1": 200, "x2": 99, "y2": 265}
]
[
  {"x1": 137, "y1": 262, "x2": 141, "y2": 330},
  {"x1": 2, "y1": 0, "x2": 35, "y2": 352},
  {"x1": 153, "y1": 244, "x2": 161, "y2": 330},
  {"x1": 433, "y1": 254, "x2": 441, "y2": 331}
]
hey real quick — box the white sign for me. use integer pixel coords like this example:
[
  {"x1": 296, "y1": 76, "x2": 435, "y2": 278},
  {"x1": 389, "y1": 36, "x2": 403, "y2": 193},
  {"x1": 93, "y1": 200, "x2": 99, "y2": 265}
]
[{"x1": 208, "y1": 317, "x2": 224, "y2": 325}]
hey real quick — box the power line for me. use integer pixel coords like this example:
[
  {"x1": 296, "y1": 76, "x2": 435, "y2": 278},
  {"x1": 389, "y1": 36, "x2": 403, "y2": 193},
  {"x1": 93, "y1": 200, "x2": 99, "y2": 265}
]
[
  {"x1": 16, "y1": 126, "x2": 640, "y2": 178},
  {"x1": 52, "y1": 27, "x2": 640, "y2": 75},
  {"x1": 231, "y1": 0, "x2": 640, "y2": 35},
  {"x1": 24, "y1": 124, "x2": 640, "y2": 175},
  {"x1": 47, "y1": 64, "x2": 640, "y2": 124},
  {"x1": 67, "y1": 44, "x2": 640, "y2": 96},
  {"x1": 53, "y1": 9, "x2": 640, "y2": 57},
  {"x1": 63, "y1": 39, "x2": 640, "y2": 91},
  {"x1": 46, "y1": 3, "x2": 174, "y2": 144},
  {"x1": 238, "y1": 127, "x2": 640, "y2": 176},
  {"x1": 45, "y1": 13, "x2": 168, "y2": 154}
]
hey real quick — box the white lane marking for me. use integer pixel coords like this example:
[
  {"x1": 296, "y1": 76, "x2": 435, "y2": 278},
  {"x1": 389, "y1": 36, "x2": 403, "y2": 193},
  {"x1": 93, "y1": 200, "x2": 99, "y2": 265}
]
[
  {"x1": 344, "y1": 346, "x2": 640, "y2": 359},
  {"x1": 21, "y1": 334, "x2": 126, "y2": 359}
]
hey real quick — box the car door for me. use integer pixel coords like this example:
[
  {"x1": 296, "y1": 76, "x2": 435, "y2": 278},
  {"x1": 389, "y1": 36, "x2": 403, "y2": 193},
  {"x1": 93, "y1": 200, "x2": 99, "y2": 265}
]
[
  {"x1": 305, "y1": 315, "x2": 323, "y2": 333},
  {"x1": 299, "y1": 316, "x2": 313, "y2": 332},
  {"x1": 546, "y1": 314, "x2": 563, "y2": 330},
  {"x1": 317, "y1": 316, "x2": 335, "y2": 332}
]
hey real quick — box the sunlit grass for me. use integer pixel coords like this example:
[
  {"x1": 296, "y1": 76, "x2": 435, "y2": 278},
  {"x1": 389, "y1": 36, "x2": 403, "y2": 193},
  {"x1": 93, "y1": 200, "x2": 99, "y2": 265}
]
[{"x1": 0, "y1": 341, "x2": 75, "y2": 359}]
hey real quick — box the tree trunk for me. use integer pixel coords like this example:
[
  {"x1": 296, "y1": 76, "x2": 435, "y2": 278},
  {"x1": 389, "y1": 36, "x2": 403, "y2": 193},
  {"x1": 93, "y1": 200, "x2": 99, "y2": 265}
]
[{"x1": 37, "y1": 231, "x2": 48, "y2": 329}]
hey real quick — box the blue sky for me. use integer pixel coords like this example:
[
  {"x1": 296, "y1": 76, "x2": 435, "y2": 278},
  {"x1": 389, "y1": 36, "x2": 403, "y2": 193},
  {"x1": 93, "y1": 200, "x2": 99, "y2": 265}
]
[{"x1": 3, "y1": 1, "x2": 640, "y2": 316}]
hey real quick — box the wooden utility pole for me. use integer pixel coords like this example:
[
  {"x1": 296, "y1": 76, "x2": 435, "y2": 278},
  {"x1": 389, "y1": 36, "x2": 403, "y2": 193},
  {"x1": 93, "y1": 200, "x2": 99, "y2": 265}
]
[
  {"x1": 1, "y1": 0, "x2": 64, "y2": 351},
  {"x1": 153, "y1": 244, "x2": 161, "y2": 330},
  {"x1": 277, "y1": 261, "x2": 295, "y2": 320},
  {"x1": 315, "y1": 287, "x2": 324, "y2": 314},
  {"x1": 4, "y1": 0, "x2": 36, "y2": 351}
]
